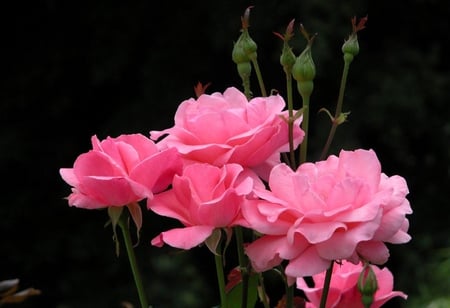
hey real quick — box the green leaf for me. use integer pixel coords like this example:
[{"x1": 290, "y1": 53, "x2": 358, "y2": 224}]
[{"x1": 225, "y1": 272, "x2": 258, "y2": 308}]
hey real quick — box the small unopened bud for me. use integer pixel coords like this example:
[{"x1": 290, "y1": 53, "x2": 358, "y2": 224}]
[
  {"x1": 242, "y1": 31, "x2": 257, "y2": 60},
  {"x1": 275, "y1": 19, "x2": 296, "y2": 74},
  {"x1": 292, "y1": 44, "x2": 315, "y2": 82},
  {"x1": 232, "y1": 6, "x2": 258, "y2": 63},
  {"x1": 292, "y1": 25, "x2": 316, "y2": 99},
  {"x1": 342, "y1": 15, "x2": 367, "y2": 63},
  {"x1": 292, "y1": 24, "x2": 316, "y2": 82},
  {"x1": 280, "y1": 46, "x2": 296, "y2": 74},
  {"x1": 357, "y1": 263, "x2": 378, "y2": 308},
  {"x1": 342, "y1": 34, "x2": 359, "y2": 62},
  {"x1": 232, "y1": 42, "x2": 249, "y2": 64}
]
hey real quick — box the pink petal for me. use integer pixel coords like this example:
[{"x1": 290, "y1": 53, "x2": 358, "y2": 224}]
[
  {"x1": 59, "y1": 168, "x2": 78, "y2": 187},
  {"x1": 241, "y1": 200, "x2": 293, "y2": 235},
  {"x1": 196, "y1": 191, "x2": 242, "y2": 227},
  {"x1": 148, "y1": 189, "x2": 190, "y2": 226},
  {"x1": 373, "y1": 205, "x2": 411, "y2": 241},
  {"x1": 292, "y1": 221, "x2": 347, "y2": 244},
  {"x1": 246, "y1": 235, "x2": 309, "y2": 272},
  {"x1": 266, "y1": 163, "x2": 300, "y2": 204},
  {"x1": 337, "y1": 149, "x2": 381, "y2": 193},
  {"x1": 315, "y1": 213, "x2": 382, "y2": 261},
  {"x1": 245, "y1": 236, "x2": 284, "y2": 272},
  {"x1": 115, "y1": 133, "x2": 158, "y2": 158},
  {"x1": 66, "y1": 189, "x2": 106, "y2": 209},
  {"x1": 151, "y1": 225, "x2": 215, "y2": 250},
  {"x1": 73, "y1": 151, "x2": 123, "y2": 178},
  {"x1": 285, "y1": 246, "x2": 331, "y2": 277},
  {"x1": 325, "y1": 178, "x2": 371, "y2": 214},
  {"x1": 356, "y1": 241, "x2": 390, "y2": 264},
  {"x1": 81, "y1": 176, "x2": 143, "y2": 206},
  {"x1": 386, "y1": 219, "x2": 411, "y2": 244},
  {"x1": 130, "y1": 147, "x2": 181, "y2": 194}
]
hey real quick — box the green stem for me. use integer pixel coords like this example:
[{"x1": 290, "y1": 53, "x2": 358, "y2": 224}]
[
  {"x1": 320, "y1": 59, "x2": 351, "y2": 160},
  {"x1": 235, "y1": 226, "x2": 249, "y2": 308},
  {"x1": 118, "y1": 214, "x2": 149, "y2": 308},
  {"x1": 299, "y1": 96, "x2": 310, "y2": 164},
  {"x1": 319, "y1": 261, "x2": 335, "y2": 308},
  {"x1": 214, "y1": 245, "x2": 227, "y2": 308},
  {"x1": 251, "y1": 58, "x2": 267, "y2": 97},
  {"x1": 242, "y1": 74, "x2": 252, "y2": 100},
  {"x1": 285, "y1": 71, "x2": 297, "y2": 170},
  {"x1": 285, "y1": 283, "x2": 294, "y2": 308}
]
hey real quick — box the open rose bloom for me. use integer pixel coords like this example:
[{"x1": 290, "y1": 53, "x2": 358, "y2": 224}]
[
  {"x1": 59, "y1": 134, "x2": 182, "y2": 209},
  {"x1": 150, "y1": 86, "x2": 304, "y2": 179},
  {"x1": 297, "y1": 261, "x2": 407, "y2": 308},
  {"x1": 149, "y1": 163, "x2": 264, "y2": 249},
  {"x1": 243, "y1": 149, "x2": 412, "y2": 278}
]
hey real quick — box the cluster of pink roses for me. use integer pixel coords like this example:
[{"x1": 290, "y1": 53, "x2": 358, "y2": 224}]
[{"x1": 60, "y1": 86, "x2": 411, "y2": 306}]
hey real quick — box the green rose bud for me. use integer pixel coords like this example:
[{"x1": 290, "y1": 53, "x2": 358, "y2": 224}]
[
  {"x1": 241, "y1": 30, "x2": 257, "y2": 60},
  {"x1": 358, "y1": 263, "x2": 379, "y2": 308},
  {"x1": 280, "y1": 44, "x2": 296, "y2": 74},
  {"x1": 342, "y1": 33, "x2": 359, "y2": 63},
  {"x1": 292, "y1": 44, "x2": 316, "y2": 82},
  {"x1": 342, "y1": 16, "x2": 367, "y2": 63},
  {"x1": 232, "y1": 40, "x2": 249, "y2": 64}
]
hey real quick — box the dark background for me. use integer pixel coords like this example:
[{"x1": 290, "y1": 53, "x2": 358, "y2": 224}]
[{"x1": 1, "y1": 0, "x2": 449, "y2": 307}]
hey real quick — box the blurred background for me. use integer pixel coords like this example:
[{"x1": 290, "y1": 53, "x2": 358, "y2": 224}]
[{"x1": 1, "y1": 0, "x2": 449, "y2": 307}]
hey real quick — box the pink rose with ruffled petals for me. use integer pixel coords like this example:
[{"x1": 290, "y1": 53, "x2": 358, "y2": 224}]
[
  {"x1": 150, "y1": 87, "x2": 304, "y2": 179},
  {"x1": 60, "y1": 134, "x2": 182, "y2": 209},
  {"x1": 297, "y1": 261, "x2": 407, "y2": 308},
  {"x1": 243, "y1": 149, "x2": 412, "y2": 278},
  {"x1": 149, "y1": 163, "x2": 264, "y2": 250}
]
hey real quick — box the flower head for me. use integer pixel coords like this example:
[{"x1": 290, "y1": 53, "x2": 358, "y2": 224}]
[
  {"x1": 148, "y1": 163, "x2": 264, "y2": 250},
  {"x1": 151, "y1": 87, "x2": 304, "y2": 180},
  {"x1": 243, "y1": 149, "x2": 412, "y2": 278},
  {"x1": 59, "y1": 134, "x2": 182, "y2": 209}
]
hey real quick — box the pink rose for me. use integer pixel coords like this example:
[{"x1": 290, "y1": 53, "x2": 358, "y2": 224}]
[
  {"x1": 243, "y1": 149, "x2": 412, "y2": 278},
  {"x1": 150, "y1": 87, "x2": 304, "y2": 179},
  {"x1": 59, "y1": 134, "x2": 182, "y2": 209},
  {"x1": 297, "y1": 261, "x2": 407, "y2": 308},
  {"x1": 149, "y1": 163, "x2": 264, "y2": 250}
]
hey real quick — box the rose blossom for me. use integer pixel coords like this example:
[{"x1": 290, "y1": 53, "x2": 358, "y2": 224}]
[
  {"x1": 242, "y1": 149, "x2": 412, "y2": 278},
  {"x1": 150, "y1": 86, "x2": 304, "y2": 179},
  {"x1": 149, "y1": 163, "x2": 264, "y2": 250},
  {"x1": 59, "y1": 134, "x2": 182, "y2": 209},
  {"x1": 297, "y1": 261, "x2": 407, "y2": 308}
]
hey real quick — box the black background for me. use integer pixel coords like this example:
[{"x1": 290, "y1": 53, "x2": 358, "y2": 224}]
[{"x1": 1, "y1": 0, "x2": 449, "y2": 307}]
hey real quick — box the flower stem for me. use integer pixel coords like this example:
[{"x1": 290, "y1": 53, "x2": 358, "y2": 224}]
[
  {"x1": 320, "y1": 59, "x2": 351, "y2": 160},
  {"x1": 118, "y1": 213, "x2": 149, "y2": 308},
  {"x1": 299, "y1": 96, "x2": 310, "y2": 164},
  {"x1": 251, "y1": 58, "x2": 267, "y2": 97},
  {"x1": 235, "y1": 226, "x2": 249, "y2": 308},
  {"x1": 214, "y1": 245, "x2": 227, "y2": 308},
  {"x1": 285, "y1": 283, "x2": 294, "y2": 308},
  {"x1": 243, "y1": 74, "x2": 252, "y2": 100},
  {"x1": 285, "y1": 71, "x2": 297, "y2": 170},
  {"x1": 319, "y1": 261, "x2": 334, "y2": 308}
]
